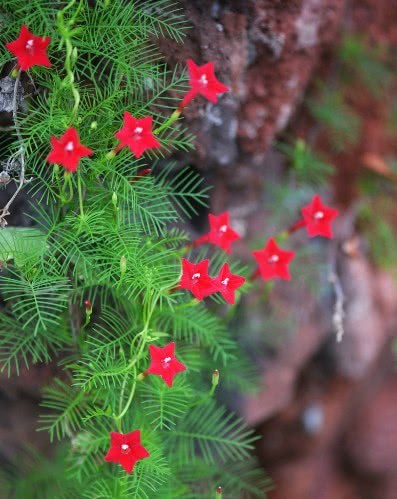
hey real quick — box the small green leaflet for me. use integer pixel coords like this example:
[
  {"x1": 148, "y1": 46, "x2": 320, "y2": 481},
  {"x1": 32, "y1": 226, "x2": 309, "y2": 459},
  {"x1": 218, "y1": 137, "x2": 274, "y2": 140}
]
[{"x1": 0, "y1": 227, "x2": 47, "y2": 266}]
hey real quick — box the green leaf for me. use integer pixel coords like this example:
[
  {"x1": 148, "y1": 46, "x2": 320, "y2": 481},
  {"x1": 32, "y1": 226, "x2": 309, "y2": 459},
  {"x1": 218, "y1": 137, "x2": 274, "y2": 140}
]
[
  {"x1": 168, "y1": 399, "x2": 258, "y2": 465},
  {"x1": 38, "y1": 378, "x2": 87, "y2": 442},
  {"x1": 0, "y1": 227, "x2": 46, "y2": 266},
  {"x1": 0, "y1": 267, "x2": 70, "y2": 336},
  {"x1": 141, "y1": 376, "x2": 192, "y2": 430}
]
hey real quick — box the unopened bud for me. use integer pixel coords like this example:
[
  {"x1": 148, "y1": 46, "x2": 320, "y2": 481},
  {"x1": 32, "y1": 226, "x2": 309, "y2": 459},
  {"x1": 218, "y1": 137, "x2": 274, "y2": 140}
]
[
  {"x1": 112, "y1": 192, "x2": 118, "y2": 207},
  {"x1": 120, "y1": 255, "x2": 127, "y2": 276},
  {"x1": 137, "y1": 168, "x2": 151, "y2": 177},
  {"x1": 84, "y1": 299, "x2": 92, "y2": 315},
  {"x1": 130, "y1": 168, "x2": 151, "y2": 184},
  {"x1": 215, "y1": 486, "x2": 222, "y2": 498},
  {"x1": 90, "y1": 121, "x2": 98, "y2": 130},
  {"x1": 71, "y1": 47, "x2": 78, "y2": 62},
  {"x1": 212, "y1": 369, "x2": 219, "y2": 386},
  {"x1": 106, "y1": 150, "x2": 116, "y2": 160}
]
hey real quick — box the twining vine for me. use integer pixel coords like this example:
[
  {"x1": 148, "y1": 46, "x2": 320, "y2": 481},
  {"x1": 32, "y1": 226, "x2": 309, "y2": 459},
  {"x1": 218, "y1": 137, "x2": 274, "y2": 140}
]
[{"x1": 0, "y1": 1, "x2": 340, "y2": 497}]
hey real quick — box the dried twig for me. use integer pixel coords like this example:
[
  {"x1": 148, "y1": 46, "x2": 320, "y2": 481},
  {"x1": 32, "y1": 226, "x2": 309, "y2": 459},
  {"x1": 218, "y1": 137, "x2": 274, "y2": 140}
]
[
  {"x1": 328, "y1": 237, "x2": 346, "y2": 343},
  {"x1": 328, "y1": 265, "x2": 345, "y2": 342},
  {"x1": 0, "y1": 70, "x2": 27, "y2": 227},
  {"x1": 327, "y1": 202, "x2": 363, "y2": 342}
]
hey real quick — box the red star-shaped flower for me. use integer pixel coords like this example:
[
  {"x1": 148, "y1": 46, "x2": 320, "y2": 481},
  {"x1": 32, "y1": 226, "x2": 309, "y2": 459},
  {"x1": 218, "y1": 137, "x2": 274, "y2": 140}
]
[
  {"x1": 115, "y1": 113, "x2": 160, "y2": 158},
  {"x1": 181, "y1": 59, "x2": 229, "y2": 107},
  {"x1": 196, "y1": 212, "x2": 241, "y2": 253},
  {"x1": 104, "y1": 430, "x2": 150, "y2": 474},
  {"x1": 46, "y1": 127, "x2": 93, "y2": 172},
  {"x1": 179, "y1": 258, "x2": 216, "y2": 300},
  {"x1": 213, "y1": 263, "x2": 245, "y2": 305},
  {"x1": 301, "y1": 194, "x2": 339, "y2": 239},
  {"x1": 146, "y1": 342, "x2": 186, "y2": 387},
  {"x1": 252, "y1": 238, "x2": 295, "y2": 281},
  {"x1": 6, "y1": 25, "x2": 51, "y2": 71}
]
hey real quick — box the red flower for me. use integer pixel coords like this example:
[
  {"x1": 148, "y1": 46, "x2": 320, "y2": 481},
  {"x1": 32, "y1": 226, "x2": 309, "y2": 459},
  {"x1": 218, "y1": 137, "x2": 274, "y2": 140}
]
[
  {"x1": 181, "y1": 59, "x2": 229, "y2": 107},
  {"x1": 6, "y1": 25, "x2": 51, "y2": 71},
  {"x1": 179, "y1": 258, "x2": 216, "y2": 300},
  {"x1": 46, "y1": 127, "x2": 93, "y2": 172},
  {"x1": 115, "y1": 113, "x2": 160, "y2": 158},
  {"x1": 104, "y1": 430, "x2": 149, "y2": 474},
  {"x1": 213, "y1": 263, "x2": 245, "y2": 304},
  {"x1": 301, "y1": 194, "x2": 339, "y2": 239},
  {"x1": 196, "y1": 212, "x2": 240, "y2": 253},
  {"x1": 146, "y1": 342, "x2": 186, "y2": 387},
  {"x1": 252, "y1": 238, "x2": 295, "y2": 281}
]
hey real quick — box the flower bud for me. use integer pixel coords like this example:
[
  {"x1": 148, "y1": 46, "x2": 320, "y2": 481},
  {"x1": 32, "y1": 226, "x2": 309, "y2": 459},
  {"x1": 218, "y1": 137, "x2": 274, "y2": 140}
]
[
  {"x1": 71, "y1": 47, "x2": 78, "y2": 63},
  {"x1": 90, "y1": 121, "x2": 98, "y2": 130},
  {"x1": 106, "y1": 150, "x2": 116, "y2": 160},
  {"x1": 215, "y1": 486, "x2": 222, "y2": 498},
  {"x1": 212, "y1": 369, "x2": 219, "y2": 387},
  {"x1": 112, "y1": 192, "x2": 118, "y2": 207},
  {"x1": 84, "y1": 299, "x2": 92, "y2": 313}
]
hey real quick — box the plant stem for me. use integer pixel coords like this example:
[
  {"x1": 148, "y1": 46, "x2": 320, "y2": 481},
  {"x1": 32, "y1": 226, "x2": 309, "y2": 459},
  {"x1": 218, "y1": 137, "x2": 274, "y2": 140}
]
[
  {"x1": 77, "y1": 170, "x2": 84, "y2": 216},
  {"x1": 115, "y1": 293, "x2": 159, "y2": 425},
  {"x1": 116, "y1": 365, "x2": 137, "y2": 423},
  {"x1": 57, "y1": 0, "x2": 82, "y2": 121},
  {"x1": 61, "y1": 172, "x2": 74, "y2": 203},
  {"x1": 153, "y1": 110, "x2": 181, "y2": 135}
]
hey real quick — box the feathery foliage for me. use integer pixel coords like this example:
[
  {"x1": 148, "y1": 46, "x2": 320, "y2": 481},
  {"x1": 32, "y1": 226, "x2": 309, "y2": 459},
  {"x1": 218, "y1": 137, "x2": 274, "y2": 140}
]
[
  {"x1": 0, "y1": 1, "x2": 269, "y2": 497},
  {"x1": 307, "y1": 88, "x2": 361, "y2": 151},
  {"x1": 338, "y1": 35, "x2": 393, "y2": 97},
  {"x1": 278, "y1": 139, "x2": 334, "y2": 188}
]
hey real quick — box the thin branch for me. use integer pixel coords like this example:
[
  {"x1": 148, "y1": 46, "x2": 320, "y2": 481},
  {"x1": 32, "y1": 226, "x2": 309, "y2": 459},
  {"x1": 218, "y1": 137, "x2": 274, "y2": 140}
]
[
  {"x1": 328, "y1": 265, "x2": 345, "y2": 342},
  {"x1": 327, "y1": 202, "x2": 362, "y2": 342},
  {"x1": 327, "y1": 223, "x2": 347, "y2": 341},
  {"x1": 0, "y1": 70, "x2": 27, "y2": 227},
  {"x1": 328, "y1": 238, "x2": 345, "y2": 342}
]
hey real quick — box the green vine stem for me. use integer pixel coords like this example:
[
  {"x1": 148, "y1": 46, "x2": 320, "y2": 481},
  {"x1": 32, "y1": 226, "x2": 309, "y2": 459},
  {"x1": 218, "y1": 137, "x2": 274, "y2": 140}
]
[
  {"x1": 189, "y1": 369, "x2": 219, "y2": 409},
  {"x1": 61, "y1": 171, "x2": 74, "y2": 203},
  {"x1": 153, "y1": 109, "x2": 181, "y2": 135},
  {"x1": 114, "y1": 292, "x2": 159, "y2": 429},
  {"x1": 77, "y1": 170, "x2": 85, "y2": 217},
  {"x1": 57, "y1": 0, "x2": 83, "y2": 121}
]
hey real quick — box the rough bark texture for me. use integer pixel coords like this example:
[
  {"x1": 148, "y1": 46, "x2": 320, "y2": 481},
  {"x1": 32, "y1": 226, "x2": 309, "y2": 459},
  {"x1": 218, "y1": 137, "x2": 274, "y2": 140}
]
[{"x1": 172, "y1": 1, "x2": 397, "y2": 498}]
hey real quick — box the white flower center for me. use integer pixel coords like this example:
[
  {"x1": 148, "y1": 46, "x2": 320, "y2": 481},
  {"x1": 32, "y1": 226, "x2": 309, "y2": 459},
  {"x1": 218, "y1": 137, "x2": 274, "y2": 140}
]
[
  {"x1": 192, "y1": 273, "x2": 201, "y2": 280},
  {"x1": 133, "y1": 126, "x2": 143, "y2": 141},
  {"x1": 121, "y1": 444, "x2": 130, "y2": 451},
  {"x1": 221, "y1": 277, "x2": 230, "y2": 286},
  {"x1": 65, "y1": 141, "x2": 75, "y2": 152},
  {"x1": 314, "y1": 211, "x2": 324, "y2": 220},
  {"x1": 219, "y1": 225, "x2": 228, "y2": 233},
  {"x1": 269, "y1": 254, "x2": 279, "y2": 263},
  {"x1": 200, "y1": 74, "x2": 208, "y2": 85},
  {"x1": 25, "y1": 39, "x2": 34, "y2": 50},
  {"x1": 161, "y1": 356, "x2": 172, "y2": 369}
]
